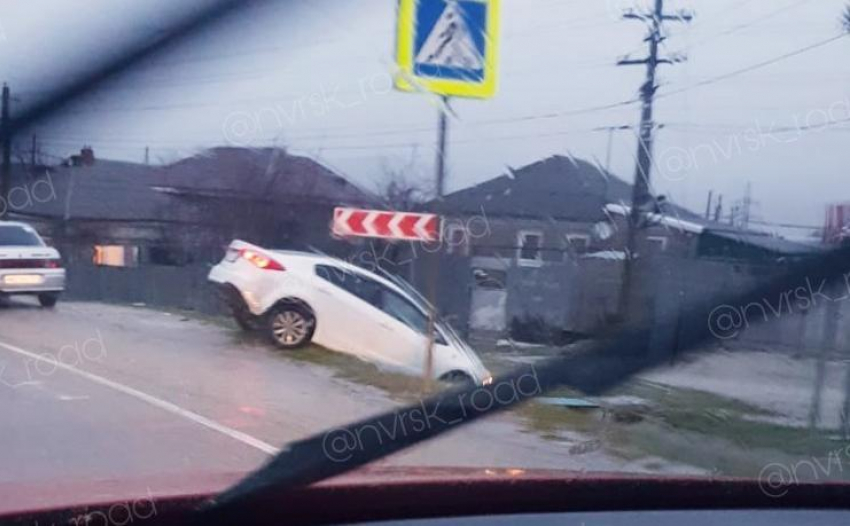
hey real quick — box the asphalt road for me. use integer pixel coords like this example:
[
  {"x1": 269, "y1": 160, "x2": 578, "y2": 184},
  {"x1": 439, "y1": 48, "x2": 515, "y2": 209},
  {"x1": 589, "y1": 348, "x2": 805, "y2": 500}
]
[{"x1": 0, "y1": 298, "x2": 693, "y2": 513}]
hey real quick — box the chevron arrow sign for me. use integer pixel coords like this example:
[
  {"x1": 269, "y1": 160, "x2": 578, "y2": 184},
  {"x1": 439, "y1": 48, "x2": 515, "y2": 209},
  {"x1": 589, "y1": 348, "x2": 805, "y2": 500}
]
[{"x1": 332, "y1": 207, "x2": 441, "y2": 242}]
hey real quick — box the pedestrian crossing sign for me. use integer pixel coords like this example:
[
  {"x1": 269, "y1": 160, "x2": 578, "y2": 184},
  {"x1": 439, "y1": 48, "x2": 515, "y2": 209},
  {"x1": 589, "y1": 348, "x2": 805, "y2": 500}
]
[{"x1": 395, "y1": 0, "x2": 500, "y2": 99}]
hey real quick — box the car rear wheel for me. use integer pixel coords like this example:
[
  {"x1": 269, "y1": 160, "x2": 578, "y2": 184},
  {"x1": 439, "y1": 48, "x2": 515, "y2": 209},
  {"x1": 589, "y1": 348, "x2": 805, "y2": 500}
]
[
  {"x1": 38, "y1": 293, "x2": 59, "y2": 308},
  {"x1": 267, "y1": 304, "x2": 315, "y2": 349}
]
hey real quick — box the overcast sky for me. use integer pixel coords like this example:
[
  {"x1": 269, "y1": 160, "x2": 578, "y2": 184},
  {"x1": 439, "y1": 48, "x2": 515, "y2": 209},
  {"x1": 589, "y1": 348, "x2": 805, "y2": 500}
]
[{"x1": 1, "y1": 0, "x2": 848, "y2": 234}]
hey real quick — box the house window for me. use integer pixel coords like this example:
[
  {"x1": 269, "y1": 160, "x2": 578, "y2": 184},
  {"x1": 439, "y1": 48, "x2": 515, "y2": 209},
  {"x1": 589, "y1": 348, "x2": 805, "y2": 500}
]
[
  {"x1": 445, "y1": 224, "x2": 469, "y2": 256},
  {"x1": 93, "y1": 245, "x2": 139, "y2": 268},
  {"x1": 564, "y1": 234, "x2": 591, "y2": 260},
  {"x1": 646, "y1": 236, "x2": 668, "y2": 252},
  {"x1": 517, "y1": 230, "x2": 543, "y2": 266}
]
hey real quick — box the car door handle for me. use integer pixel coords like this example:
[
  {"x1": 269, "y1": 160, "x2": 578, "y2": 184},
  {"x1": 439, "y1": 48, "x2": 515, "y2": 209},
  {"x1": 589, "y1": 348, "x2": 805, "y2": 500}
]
[
  {"x1": 316, "y1": 287, "x2": 331, "y2": 295},
  {"x1": 378, "y1": 322, "x2": 393, "y2": 330}
]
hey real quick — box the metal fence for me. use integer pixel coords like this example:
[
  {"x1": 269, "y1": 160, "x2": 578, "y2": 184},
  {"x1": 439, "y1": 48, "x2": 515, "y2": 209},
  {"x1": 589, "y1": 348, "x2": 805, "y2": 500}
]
[{"x1": 64, "y1": 262, "x2": 225, "y2": 316}]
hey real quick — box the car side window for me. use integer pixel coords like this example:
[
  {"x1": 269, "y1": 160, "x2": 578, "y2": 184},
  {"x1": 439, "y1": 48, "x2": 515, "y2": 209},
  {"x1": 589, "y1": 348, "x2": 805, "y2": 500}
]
[
  {"x1": 315, "y1": 264, "x2": 429, "y2": 335},
  {"x1": 314, "y1": 265, "x2": 381, "y2": 308},
  {"x1": 315, "y1": 264, "x2": 346, "y2": 288},
  {"x1": 380, "y1": 289, "x2": 429, "y2": 336}
]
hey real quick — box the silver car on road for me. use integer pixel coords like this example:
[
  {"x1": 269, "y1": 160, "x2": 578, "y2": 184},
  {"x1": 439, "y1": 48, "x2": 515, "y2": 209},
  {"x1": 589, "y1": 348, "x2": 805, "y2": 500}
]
[{"x1": 0, "y1": 221, "x2": 66, "y2": 307}]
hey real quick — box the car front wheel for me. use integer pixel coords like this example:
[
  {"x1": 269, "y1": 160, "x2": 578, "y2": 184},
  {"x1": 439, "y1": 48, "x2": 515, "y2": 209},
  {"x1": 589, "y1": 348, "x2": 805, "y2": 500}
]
[
  {"x1": 266, "y1": 304, "x2": 315, "y2": 349},
  {"x1": 439, "y1": 370, "x2": 474, "y2": 386},
  {"x1": 38, "y1": 293, "x2": 60, "y2": 308}
]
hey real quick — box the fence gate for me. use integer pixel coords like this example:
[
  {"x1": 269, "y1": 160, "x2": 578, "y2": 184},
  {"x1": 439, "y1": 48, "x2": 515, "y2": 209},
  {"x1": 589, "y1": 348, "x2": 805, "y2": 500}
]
[{"x1": 469, "y1": 266, "x2": 508, "y2": 332}]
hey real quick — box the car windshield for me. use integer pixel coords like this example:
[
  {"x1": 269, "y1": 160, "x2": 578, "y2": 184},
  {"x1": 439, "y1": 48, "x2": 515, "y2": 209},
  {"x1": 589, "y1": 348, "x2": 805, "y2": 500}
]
[
  {"x1": 0, "y1": 225, "x2": 43, "y2": 246},
  {"x1": 3, "y1": 0, "x2": 850, "y2": 517}
]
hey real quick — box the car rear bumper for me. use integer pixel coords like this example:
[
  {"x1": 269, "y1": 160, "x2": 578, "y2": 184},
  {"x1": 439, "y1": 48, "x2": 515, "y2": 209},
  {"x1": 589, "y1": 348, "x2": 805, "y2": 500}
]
[
  {"x1": 0, "y1": 269, "x2": 65, "y2": 294},
  {"x1": 208, "y1": 264, "x2": 268, "y2": 316},
  {"x1": 212, "y1": 281, "x2": 255, "y2": 316}
]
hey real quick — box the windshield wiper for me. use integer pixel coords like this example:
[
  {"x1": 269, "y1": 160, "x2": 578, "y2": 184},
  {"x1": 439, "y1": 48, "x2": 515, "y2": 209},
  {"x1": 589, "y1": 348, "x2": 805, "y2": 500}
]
[{"x1": 196, "y1": 246, "x2": 850, "y2": 522}]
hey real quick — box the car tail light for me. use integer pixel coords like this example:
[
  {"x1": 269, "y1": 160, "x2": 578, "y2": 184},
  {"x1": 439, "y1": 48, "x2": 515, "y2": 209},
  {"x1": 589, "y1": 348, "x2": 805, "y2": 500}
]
[
  {"x1": 240, "y1": 249, "x2": 285, "y2": 271},
  {"x1": 0, "y1": 258, "x2": 62, "y2": 269}
]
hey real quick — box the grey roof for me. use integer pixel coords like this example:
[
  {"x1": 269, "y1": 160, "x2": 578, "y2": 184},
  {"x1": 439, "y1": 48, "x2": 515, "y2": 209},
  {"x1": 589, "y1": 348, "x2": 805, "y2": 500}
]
[
  {"x1": 701, "y1": 227, "x2": 822, "y2": 256},
  {"x1": 8, "y1": 148, "x2": 377, "y2": 223},
  {"x1": 153, "y1": 147, "x2": 376, "y2": 205},
  {"x1": 9, "y1": 160, "x2": 176, "y2": 222},
  {"x1": 435, "y1": 155, "x2": 698, "y2": 222},
  {"x1": 435, "y1": 154, "x2": 817, "y2": 257}
]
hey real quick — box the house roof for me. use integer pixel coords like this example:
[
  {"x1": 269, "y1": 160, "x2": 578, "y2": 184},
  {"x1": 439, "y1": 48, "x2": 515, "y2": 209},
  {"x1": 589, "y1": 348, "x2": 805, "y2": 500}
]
[
  {"x1": 435, "y1": 154, "x2": 700, "y2": 223},
  {"x1": 605, "y1": 203, "x2": 705, "y2": 235},
  {"x1": 8, "y1": 148, "x2": 377, "y2": 223},
  {"x1": 701, "y1": 227, "x2": 821, "y2": 256},
  {"x1": 153, "y1": 147, "x2": 375, "y2": 206},
  {"x1": 435, "y1": 155, "x2": 630, "y2": 221},
  {"x1": 437, "y1": 154, "x2": 820, "y2": 258},
  {"x1": 605, "y1": 204, "x2": 819, "y2": 257},
  {"x1": 8, "y1": 160, "x2": 176, "y2": 222}
]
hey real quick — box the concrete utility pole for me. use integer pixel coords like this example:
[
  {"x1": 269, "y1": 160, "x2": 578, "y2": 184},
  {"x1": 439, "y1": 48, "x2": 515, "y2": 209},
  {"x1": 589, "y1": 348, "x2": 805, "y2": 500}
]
[
  {"x1": 714, "y1": 194, "x2": 723, "y2": 222},
  {"x1": 616, "y1": 0, "x2": 692, "y2": 320},
  {"x1": 742, "y1": 181, "x2": 753, "y2": 230},
  {"x1": 1, "y1": 83, "x2": 10, "y2": 219},
  {"x1": 424, "y1": 95, "x2": 451, "y2": 384},
  {"x1": 435, "y1": 96, "x2": 449, "y2": 199}
]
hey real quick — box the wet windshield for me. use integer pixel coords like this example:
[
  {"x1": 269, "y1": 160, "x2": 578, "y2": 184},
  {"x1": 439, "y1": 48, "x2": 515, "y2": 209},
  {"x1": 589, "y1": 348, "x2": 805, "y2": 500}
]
[{"x1": 1, "y1": 0, "x2": 850, "y2": 516}]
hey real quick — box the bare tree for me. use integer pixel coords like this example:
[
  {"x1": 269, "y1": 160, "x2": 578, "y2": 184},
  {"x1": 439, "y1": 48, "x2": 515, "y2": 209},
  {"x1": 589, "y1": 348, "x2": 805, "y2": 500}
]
[
  {"x1": 375, "y1": 158, "x2": 433, "y2": 212},
  {"x1": 844, "y1": 4, "x2": 850, "y2": 32},
  {"x1": 12, "y1": 139, "x2": 43, "y2": 175}
]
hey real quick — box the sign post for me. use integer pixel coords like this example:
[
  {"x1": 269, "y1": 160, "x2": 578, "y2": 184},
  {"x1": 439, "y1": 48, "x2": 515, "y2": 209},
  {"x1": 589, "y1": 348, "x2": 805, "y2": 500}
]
[{"x1": 395, "y1": 0, "x2": 500, "y2": 384}]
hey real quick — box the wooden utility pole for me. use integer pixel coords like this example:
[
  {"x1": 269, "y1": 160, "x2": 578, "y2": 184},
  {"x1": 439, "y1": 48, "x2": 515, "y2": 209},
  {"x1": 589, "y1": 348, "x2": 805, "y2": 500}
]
[
  {"x1": 1, "y1": 83, "x2": 10, "y2": 219},
  {"x1": 616, "y1": 0, "x2": 692, "y2": 320}
]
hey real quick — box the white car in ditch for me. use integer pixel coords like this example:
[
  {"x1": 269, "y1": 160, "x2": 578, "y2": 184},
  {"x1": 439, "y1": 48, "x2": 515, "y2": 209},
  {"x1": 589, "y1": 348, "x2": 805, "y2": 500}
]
[
  {"x1": 0, "y1": 221, "x2": 65, "y2": 307},
  {"x1": 208, "y1": 240, "x2": 492, "y2": 385}
]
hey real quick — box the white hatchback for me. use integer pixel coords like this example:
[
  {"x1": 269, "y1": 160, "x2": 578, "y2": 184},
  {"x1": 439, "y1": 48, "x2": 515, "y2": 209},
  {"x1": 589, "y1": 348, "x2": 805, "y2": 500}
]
[{"x1": 208, "y1": 240, "x2": 492, "y2": 385}]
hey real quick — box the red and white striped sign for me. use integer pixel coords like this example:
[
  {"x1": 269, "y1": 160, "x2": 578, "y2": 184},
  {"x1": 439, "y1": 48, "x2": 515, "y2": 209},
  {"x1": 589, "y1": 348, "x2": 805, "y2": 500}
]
[{"x1": 333, "y1": 207, "x2": 440, "y2": 242}]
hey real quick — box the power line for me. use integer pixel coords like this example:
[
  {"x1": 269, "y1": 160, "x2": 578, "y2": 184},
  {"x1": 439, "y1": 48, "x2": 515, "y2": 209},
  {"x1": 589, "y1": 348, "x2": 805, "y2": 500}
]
[
  {"x1": 38, "y1": 123, "x2": 632, "y2": 153},
  {"x1": 688, "y1": 0, "x2": 819, "y2": 49},
  {"x1": 665, "y1": 116, "x2": 850, "y2": 134},
  {"x1": 657, "y1": 33, "x2": 848, "y2": 100},
  {"x1": 38, "y1": 91, "x2": 641, "y2": 149}
]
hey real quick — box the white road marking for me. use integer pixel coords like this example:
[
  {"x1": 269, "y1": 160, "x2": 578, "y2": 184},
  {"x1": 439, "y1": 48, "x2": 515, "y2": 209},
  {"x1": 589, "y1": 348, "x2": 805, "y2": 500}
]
[{"x1": 0, "y1": 339, "x2": 280, "y2": 455}]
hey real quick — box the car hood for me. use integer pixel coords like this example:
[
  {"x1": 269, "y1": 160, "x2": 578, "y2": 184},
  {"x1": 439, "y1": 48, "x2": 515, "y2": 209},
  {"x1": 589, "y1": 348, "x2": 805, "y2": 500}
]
[
  {"x1": 4, "y1": 465, "x2": 850, "y2": 523},
  {"x1": 0, "y1": 465, "x2": 654, "y2": 514},
  {"x1": 0, "y1": 464, "x2": 839, "y2": 515}
]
